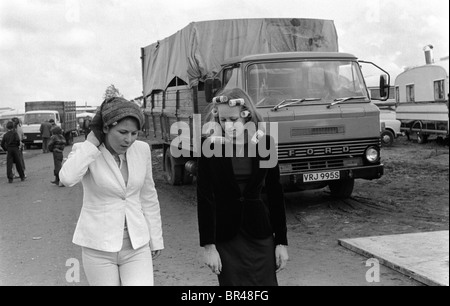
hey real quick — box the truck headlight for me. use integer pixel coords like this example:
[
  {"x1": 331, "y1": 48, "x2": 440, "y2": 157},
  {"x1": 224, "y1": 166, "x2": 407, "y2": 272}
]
[{"x1": 365, "y1": 146, "x2": 380, "y2": 163}]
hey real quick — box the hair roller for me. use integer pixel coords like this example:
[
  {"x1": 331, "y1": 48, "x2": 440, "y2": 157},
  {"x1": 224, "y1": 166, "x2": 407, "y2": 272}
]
[
  {"x1": 211, "y1": 108, "x2": 219, "y2": 117},
  {"x1": 228, "y1": 98, "x2": 245, "y2": 107},
  {"x1": 240, "y1": 110, "x2": 251, "y2": 118},
  {"x1": 212, "y1": 96, "x2": 229, "y2": 103}
]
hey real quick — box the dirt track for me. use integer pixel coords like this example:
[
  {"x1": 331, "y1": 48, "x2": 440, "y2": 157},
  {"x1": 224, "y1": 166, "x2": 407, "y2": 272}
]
[{"x1": 0, "y1": 135, "x2": 448, "y2": 286}]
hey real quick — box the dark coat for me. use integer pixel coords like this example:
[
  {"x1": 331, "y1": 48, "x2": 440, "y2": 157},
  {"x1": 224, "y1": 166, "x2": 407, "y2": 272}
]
[
  {"x1": 1, "y1": 130, "x2": 21, "y2": 151},
  {"x1": 40, "y1": 121, "x2": 53, "y2": 138},
  {"x1": 48, "y1": 134, "x2": 66, "y2": 153},
  {"x1": 197, "y1": 137, "x2": 288, "y2": 247}
]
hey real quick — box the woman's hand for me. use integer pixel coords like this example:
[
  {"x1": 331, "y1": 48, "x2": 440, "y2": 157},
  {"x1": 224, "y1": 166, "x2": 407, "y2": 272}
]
[
  {"x1": 152, "y1": 250, "x2": 162, "y2": 260},
  {"x1": 203, "y1": 244, "x2": 222, "y2": 275},
  {"x1": 86, "y1": 131, "x2": 101, "y2": 147},
  {"x1": 275, "y1": 245, "x2": 289, "y2": 272}
]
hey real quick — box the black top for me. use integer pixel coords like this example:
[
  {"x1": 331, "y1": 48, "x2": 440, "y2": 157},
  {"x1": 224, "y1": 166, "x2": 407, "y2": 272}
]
[
  {"x1": 232, "y1": 156, "x2": 252, "y2": 193},
  {"x1": 48, "y1": 134, "x2": 66, "y2": 152},
  {"x1": 1, "y1": 130, "x2": 21, "y2": 151},
  {"x1": 197, "y1": 136, "x2": 288, "y2": 247}
]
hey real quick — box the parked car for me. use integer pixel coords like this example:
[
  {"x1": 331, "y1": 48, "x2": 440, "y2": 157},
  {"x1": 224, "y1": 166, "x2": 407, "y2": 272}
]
[{"x1": 380, "y1": 109, "x2": 402, "y2": 147}]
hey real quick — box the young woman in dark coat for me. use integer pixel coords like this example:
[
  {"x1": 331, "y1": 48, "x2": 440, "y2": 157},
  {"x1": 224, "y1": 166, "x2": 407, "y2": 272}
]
[{"x1": 197, "y1": 88, "x2": 288, "y2": 286}]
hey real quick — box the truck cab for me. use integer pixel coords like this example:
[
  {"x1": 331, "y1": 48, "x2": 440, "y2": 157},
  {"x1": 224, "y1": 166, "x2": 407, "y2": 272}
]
[
  {"x1": 205, "y1": 52, "x2": 387, "y2": 197},
  {"x1": 22, "y1": 110, "x2": 61, "y2": 149}
]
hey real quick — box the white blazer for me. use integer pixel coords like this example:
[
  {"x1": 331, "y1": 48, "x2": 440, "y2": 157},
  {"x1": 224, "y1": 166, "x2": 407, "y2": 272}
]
[{"x1": 60, "y1": 140, "x2": 164, "y2": 252}]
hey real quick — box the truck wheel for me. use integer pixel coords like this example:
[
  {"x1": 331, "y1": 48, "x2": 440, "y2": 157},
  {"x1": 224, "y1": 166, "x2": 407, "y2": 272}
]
[
  {"x1": 329, "y1": 179, "x2": 354, "y2": 199},
  {"x1": 164, "y1": 148, "x2": 184, "y2": 186},
  {"x1": 417, "y1": 133, "x2": 428, "y2": 144},
  {"x1": 404, "y1": 130, "x2": 411, "y2": 141},
  {"x1": 183, "y1": 171, "x2": 194, "y2": 185},
  {"x1": 380, "y1": 130, "x2": 394, "y2": 147}
]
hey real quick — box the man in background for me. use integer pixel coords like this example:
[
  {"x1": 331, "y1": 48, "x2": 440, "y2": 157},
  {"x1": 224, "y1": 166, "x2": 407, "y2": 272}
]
[
  {"x1": 40, "y1": 119, "x2": 53, "y2": 153},
  {"x1": 1, "y1": 121, "x2": 26, "y2": 183},
  {"x1": 11, "y1": 117, "x2": 26, "y2": 178}
]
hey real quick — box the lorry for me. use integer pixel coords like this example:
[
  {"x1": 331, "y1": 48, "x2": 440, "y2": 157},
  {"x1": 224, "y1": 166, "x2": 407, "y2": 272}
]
[
  {"x1": 394, "y1": 46, "x2": 449, "y2": 145},
  {"x1": 141, "y1": 18, "x2": 390, "y2": 198},
  {"x1": 22, "y1": 101, "x2": 77, "y2": 149}
]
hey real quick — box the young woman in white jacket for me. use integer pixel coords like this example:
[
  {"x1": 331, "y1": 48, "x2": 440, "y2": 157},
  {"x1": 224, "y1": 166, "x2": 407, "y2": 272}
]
[{"x1": 60, "y1": 98, "x2": 164, "y2": 286}]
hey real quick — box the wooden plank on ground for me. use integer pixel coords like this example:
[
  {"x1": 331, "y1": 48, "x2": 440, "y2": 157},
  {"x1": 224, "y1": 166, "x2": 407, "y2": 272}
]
[{"x1": 339, "y1": 231, "x2": 449, "y2": 286}]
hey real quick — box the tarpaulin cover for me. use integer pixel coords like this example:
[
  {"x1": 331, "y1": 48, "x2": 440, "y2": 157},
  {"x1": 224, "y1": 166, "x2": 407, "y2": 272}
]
[{"x1": 141, "y1": 18, "x2": 338, "y2": 97}]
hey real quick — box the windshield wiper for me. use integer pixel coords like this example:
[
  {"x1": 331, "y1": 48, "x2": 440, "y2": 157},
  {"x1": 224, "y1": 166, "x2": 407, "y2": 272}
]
[
  {"x1": 272, "y1": 98, "x2": 322, "y2": 111},
  {"x1": 327, "y1": 96, "x2": 368, "y2": 109}
]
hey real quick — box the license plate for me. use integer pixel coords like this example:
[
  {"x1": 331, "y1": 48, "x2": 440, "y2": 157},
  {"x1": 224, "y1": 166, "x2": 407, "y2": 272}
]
[
  {"x1": 303, "y1": 171, "x2": 340, "y2": 182},
  {"x1": 34, "y1": 140, "x2": 43, "y2": 144}
]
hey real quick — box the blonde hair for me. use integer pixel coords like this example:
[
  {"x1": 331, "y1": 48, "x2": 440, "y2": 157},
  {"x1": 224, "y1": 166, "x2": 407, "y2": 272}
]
[{"x1": 203, "y1": 88, "x2": 264, "y2": 126}]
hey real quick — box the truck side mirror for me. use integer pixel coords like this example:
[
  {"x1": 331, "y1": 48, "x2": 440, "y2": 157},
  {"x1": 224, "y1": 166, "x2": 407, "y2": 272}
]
[
  {"x1": 379, "y1": 74, "x2": 389, "y2": 100},
  {"x1": 359, "y1": 60, "x2": 391, "y2": 101},
  {"x1": 205, "y1": 78, "x2": 222, "y2": 102}
]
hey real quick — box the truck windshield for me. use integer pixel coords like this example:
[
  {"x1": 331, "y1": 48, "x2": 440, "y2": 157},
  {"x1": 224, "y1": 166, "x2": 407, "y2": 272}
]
[
  {"x1": 247, "y1": 60, "x2": 369, "y2": 108},
  {"x1": 24, "y1": 113, "x2": 55, "y2": 125}
]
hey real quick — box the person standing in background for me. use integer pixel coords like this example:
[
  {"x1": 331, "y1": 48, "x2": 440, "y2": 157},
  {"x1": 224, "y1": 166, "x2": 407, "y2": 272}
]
[
  {"x1": 48, "y1": 126, "x2": 66, "y2": 186},
  {"x1": 83, "y1": 116, "x2": 91, "y2": 139},
  {"x1": 11, "y1": 117, "x2": 26, "y2": 178},
  {"x1": 40, "y1": 119, "x2": 53, "y2": 153},
  {"x1": 1, "y1": 121, "x2": 26, "y2": 183}
]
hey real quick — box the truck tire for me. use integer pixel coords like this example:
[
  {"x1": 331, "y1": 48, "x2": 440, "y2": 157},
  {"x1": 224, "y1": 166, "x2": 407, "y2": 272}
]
[
  {"x1": 417, "y1": 133, "x2": 428, "y2": 144},
  {"x1": 380, "y1": 130, "x2": 394, "y2": 147},
  {"x1": 404, "y1": 130, "x2": 411, "y2": 141},
  {"x1": 183, "y1": 170, "x2": 194, "y2": 185},
  {"x1": 164, "y1": 147, "x2": 184, "y2": 186},
  {"x1": 328, "y1": 179, "x2": 354, "y2": 199}
]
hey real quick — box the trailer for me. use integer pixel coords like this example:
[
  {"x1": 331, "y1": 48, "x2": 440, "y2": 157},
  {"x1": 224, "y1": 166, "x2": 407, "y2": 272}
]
[{"x1": 394, "y1": 49, "x2": 449, "y2": 144}]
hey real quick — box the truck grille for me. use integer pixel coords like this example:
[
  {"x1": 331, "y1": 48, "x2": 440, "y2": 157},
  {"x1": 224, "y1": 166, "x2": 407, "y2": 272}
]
[
  {"x1": 291, "y1": 126, "x2": 345, "y2": 137},
  {"x1": 277, "y1": 138, "x2": 380, "y2": 172}
]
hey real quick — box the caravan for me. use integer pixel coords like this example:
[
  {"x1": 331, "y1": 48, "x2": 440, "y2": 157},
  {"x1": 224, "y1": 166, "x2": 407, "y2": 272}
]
[{"x1": 394, "y1": 46, "x2": 449, "y2": 144}]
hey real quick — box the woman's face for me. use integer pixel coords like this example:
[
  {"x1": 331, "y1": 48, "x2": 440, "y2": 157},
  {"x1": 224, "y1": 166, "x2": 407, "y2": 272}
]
[
  {"x1": 217, "y1": 104, "x2": 246, "y2": 140},
  {"x1": 103, "y1": 118, "x2": 139, "y2": 155}
]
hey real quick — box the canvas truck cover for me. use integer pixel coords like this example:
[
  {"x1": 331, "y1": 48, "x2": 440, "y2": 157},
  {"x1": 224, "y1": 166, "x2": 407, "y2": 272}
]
[{"x1": 141, "y1": 18, "x2": 338, "y2": 97}]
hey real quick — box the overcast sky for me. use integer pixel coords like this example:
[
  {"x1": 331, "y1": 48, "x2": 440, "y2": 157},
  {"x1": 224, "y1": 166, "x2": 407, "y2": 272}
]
[{"x1": 0, "y1": 0, "x2": 448, "y2": 110}]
